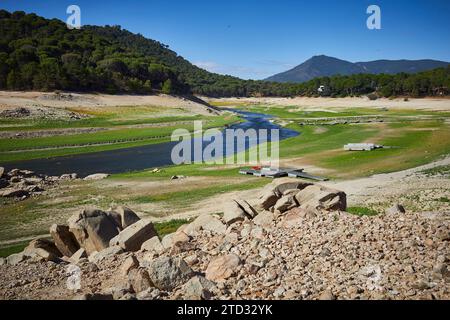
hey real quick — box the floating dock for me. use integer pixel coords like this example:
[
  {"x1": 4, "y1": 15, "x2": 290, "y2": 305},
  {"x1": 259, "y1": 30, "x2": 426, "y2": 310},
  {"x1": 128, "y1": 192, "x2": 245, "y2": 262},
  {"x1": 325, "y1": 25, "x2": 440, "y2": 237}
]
[{"x1": 239, "y1": 167, "x2": 328, "y2": 181}]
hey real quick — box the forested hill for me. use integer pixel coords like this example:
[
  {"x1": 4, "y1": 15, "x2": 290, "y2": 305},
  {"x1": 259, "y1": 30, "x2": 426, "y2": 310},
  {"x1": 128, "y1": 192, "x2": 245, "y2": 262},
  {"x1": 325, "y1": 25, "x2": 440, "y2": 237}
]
[{"x1": 0, "y1": 10, "x2": 449, "y2": 98}]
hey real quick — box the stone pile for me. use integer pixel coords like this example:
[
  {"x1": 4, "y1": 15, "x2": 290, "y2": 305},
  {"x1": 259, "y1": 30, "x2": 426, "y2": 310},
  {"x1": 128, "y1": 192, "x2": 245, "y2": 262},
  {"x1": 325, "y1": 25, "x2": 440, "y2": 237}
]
[
  {"x1": 0, "y1": 167, "x2": 79, "y2": 200},
  {"x1": 0, "y1": 178, "x2": 448, "y2": 300},
  {"x1": 0, "y1": 167, "x2": 112, "y2": 200}
]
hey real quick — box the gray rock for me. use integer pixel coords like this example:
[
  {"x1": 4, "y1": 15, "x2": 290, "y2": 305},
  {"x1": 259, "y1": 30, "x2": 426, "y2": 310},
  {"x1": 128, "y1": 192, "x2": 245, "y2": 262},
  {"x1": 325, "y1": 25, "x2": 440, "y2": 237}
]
[
  {"x1": 107, "y1": 206, "x2": 140, "y2": 229},
  {"x1": 148, "y1": 256, "x2": 194, "y2": 291},
  {"x1": 253, "y1": 210, "x2": 275, "y2": 228},
  {"x1": 128, "y1": 268, "x2": 153, "y2": 293},
  {"x1": 136, "y1": 288, "x2": 161, "y2": 300},
  {"x1": 183, "y1": 276, "x2": 216, "y2": 300},
  {"x1": 89, "y1": 245, "x2": 124, "y2": 263},
  {"x1": 70, "y1": 248, "x2": 87, "y2": 263},
  {"x1": 68, "y1": 209, "x2": 121, "y2": 254},
  {"x1": 6, "y1": 252, "x2": 29, "y2": 265},
  {"x1": 223, "y1": 201, "x2": 247, "y2": 225},
  {"x1": 184, "y1": 214, "x2": 226, "y2": 236},
  {"x1": 295, "y1": 185, "x2": 346, "y2": 211},
  {"x1": 274, "y1": 195, "x2": 297, "y2": 213},
  {"x1": 385, "y1": 204, "x2": 406, "y2": 215},
  {"x1": 50, "y1": 224, "x2": 80, "y2": 257},
  {"x1": 161, "y1": 231, "x2": 190, "y2": 250},
  {"x1": 24, "y1": 238, "x2": 62, "y2": 262},
  {"x1": 121, "y1": 254, "x2": 139, "y2": 276},
  {"x1": 141, "y1": 236, "x2": 164, "y2": 253},
  {"x1": 257, "y1": 189, "x2": 279, "y2": 210},
  {"x1": 234, "y1": 199, "x2": 258, "y2": 218},
  {"x1": 270, "y1": 178, "x2": 313, "y2": 196},
  {"x1": 115, "y1": 219, "x2": 158, "y2": 252}
]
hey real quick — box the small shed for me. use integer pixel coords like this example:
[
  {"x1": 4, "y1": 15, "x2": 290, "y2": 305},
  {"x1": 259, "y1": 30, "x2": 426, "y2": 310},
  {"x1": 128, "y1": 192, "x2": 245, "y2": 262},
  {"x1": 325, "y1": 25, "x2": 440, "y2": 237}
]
[{"x1": 344, "y1": 143, "x2": 382, "y2": 151}]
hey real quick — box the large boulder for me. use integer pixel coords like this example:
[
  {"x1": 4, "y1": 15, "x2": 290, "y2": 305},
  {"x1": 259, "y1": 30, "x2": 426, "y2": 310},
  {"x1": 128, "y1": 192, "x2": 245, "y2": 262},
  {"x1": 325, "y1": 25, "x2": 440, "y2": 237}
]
[
  {"x1": 0, "y1": 167, "x2": 4, "y2": 179},
  {"x1": 68, "y1": 209, "x2": 121, "y2": 255},
  {"x1": 147, "y1": 256, "x2": 194, "y2": 291},
  {"x1": 183, "y1": 214, "x2": 226, "y2": 236},
  {"x1": 24, "y1": 238, "x2": 62, "y2": 262},
  {"x1": 114, "y1": 219, "x2": 158, "y2": 252},
  {"x1": 205, "y1": 254, "x2": 241, "y2": 282},
  {"x1": 234, "y1": 199, "x2": 258, "y2": 218},
  {"x1": 223, "y1": 201, "x2": 246, "y2": 225},
  {"x1": 107, "y1": 206, "x2": 140, "y2": 229},
  {"x1": 256, "y1": 189, "x2": 279, "y2": 210},
  {"x1": 49, "y1": 224, "x2": 80, "y2": 257},
  {"x1": 274, "y1": 195, "x2": 297, "y2": 213},
  {"x1": 267, "y1": 178, "x2": 312, "y2": 196},
  {"x1": 294, "y1": 185, "x2": 346, "y2": 212},
  {"x1": 6, "y1": 252, "x2": 29, "y2": 265},
  {"x1": 161, "y1": 231, "x2": 190, "y2": 250}
]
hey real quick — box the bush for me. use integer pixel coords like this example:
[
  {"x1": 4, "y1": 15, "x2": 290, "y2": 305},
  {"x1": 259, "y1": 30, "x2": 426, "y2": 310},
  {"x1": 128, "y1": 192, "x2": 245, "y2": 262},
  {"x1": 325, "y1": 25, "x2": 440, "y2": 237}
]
[{"x1": 367, "y1": 93, "x2": 378, "y2": 100}]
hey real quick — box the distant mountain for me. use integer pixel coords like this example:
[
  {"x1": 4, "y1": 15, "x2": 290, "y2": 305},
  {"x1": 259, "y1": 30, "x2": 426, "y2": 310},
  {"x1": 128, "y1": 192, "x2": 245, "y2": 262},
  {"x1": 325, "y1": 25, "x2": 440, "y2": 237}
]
[{"x1": 265, "y1": 55, "x2": 449, "y2": 83}]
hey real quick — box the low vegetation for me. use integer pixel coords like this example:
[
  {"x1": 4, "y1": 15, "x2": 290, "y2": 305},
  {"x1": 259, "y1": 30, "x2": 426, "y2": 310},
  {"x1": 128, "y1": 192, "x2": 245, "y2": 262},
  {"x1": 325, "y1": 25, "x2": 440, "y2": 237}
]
[{"x1": 346, "y1": 206, "x2": 379, "y2": 216}]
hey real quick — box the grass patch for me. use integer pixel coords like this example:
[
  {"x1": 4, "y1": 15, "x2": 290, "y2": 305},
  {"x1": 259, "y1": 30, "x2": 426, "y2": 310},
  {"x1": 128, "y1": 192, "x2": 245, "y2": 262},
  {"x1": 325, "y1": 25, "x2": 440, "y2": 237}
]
[
  {"x1": 347, "y1": 206, "x2": 379, "y2": 216},
  {"x1": 436, "y1": 197, "x2": 450, "y2": 203},
  {"x1": 154, "y1": 219, "x2": 191, "y2": 238},
  {"x1": 132, "y1": 178, "x2": 267, "y2": 207},
  {"x1": 0, "y1": 241, "x2": 28, "y2": 258}
]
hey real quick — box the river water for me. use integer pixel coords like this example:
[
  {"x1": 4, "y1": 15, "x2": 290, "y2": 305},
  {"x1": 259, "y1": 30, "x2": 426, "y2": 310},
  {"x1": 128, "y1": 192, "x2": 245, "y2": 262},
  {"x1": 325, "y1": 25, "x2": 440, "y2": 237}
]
[{"x1": 3, "y1": 110, "x2": 299, "y2": 177}]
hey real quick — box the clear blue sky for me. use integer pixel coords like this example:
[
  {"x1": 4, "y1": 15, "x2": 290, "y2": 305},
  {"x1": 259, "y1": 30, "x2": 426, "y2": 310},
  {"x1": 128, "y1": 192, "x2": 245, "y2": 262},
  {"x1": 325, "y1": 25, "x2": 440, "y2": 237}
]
[{"x1": 1, "y1": 0, "x2": 449, "y2": 79}]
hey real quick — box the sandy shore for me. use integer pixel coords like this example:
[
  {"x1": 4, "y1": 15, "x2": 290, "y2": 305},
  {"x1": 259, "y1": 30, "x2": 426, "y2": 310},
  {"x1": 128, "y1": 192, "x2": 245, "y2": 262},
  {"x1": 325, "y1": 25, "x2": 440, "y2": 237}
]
[
  {"x1": 207, "y1": 96, "x2": 450, "y2": 111},
  {"x1": 0, "y1": 91, "x2": 215, "y2": 116}
]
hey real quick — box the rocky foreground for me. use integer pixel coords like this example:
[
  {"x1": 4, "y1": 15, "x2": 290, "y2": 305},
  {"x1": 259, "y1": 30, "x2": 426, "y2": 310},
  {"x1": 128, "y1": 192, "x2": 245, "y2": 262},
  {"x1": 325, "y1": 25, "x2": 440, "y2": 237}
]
[{"x1": 0, "y1": 179, "x2": 449, "y2": 300}]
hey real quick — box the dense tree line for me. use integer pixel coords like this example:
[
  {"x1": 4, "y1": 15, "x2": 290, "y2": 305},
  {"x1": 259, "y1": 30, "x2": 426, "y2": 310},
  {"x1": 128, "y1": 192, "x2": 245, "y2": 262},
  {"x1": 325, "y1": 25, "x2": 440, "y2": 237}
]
[{"x1": 0, "y1": 10, "x2": 448, "y2": 98}]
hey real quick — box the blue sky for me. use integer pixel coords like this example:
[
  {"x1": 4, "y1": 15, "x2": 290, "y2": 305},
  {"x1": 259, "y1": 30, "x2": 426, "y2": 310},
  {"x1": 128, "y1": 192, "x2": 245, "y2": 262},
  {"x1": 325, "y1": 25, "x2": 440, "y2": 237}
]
[{"x1": 1, "y1": 0, "x2": 449, "y2": 79}]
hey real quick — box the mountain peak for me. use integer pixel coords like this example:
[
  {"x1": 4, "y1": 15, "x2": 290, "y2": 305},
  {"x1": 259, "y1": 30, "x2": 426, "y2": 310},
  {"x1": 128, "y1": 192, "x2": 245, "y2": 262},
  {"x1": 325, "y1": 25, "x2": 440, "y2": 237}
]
[{"x1": 265, "y1": 56, "x2": 449, "y2": 83}]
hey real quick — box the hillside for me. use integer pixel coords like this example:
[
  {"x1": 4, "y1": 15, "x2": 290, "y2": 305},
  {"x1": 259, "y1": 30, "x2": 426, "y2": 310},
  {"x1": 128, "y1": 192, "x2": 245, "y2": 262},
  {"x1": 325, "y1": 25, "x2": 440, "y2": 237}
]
[
  {"x1": 266, "y1": 55, "x2": 449, "y2": 83},
  {"x1": 0, "y1": 10, "x2": 292, "y2": 97}
]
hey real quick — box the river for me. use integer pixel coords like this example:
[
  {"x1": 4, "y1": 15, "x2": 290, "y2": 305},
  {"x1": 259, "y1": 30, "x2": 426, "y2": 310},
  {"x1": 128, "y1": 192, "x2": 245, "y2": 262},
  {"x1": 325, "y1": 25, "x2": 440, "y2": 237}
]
[{"x1": 3, "y1": 110, "x2": 299, "y2": 177}]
